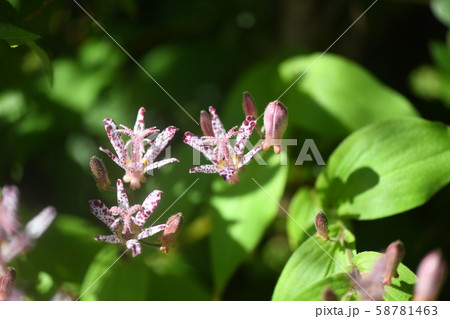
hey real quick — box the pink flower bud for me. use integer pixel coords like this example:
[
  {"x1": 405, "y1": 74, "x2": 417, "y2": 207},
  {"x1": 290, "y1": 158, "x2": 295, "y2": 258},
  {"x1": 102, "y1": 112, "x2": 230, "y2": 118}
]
[
  {"x1": 322, "y1": 286, "x2": 338, "y2": 301},
  {"x1": 90, "y1": 156, "x2": 111, "y2": 191},
  {"x1": 315, "y1": 211, "x2": 330, "y2": 241},
  {"x1": 243, "y1": 92, "x2": 258, "y2": 118},
  {"x1": 382, "y1": 240, "x2": 405, "y2": 285},
  {"x1": 243, "y1": 92, "x2": 263, "y2": 138},
  {"x1": 200, "y1": 110, "x2": 214, "y2": 137},
  {"x1": 261, "y1": 100, "x2": 288, "y2": 154},
  {"x1": 158, "y1": 213, "x2": 183, "y2": 253},
  {"x1": 0, "y1": 267, "x2": 16, "y2": 301},
  {"x1": 413, "y1": 250, "x2": 447, "y2": 301}
]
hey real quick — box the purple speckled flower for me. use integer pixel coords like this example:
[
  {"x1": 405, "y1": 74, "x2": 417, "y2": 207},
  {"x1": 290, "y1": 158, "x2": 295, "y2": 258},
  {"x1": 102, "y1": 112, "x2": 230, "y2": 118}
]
[
  {"x1": 183, "y1": 106, "x2": 261, "y2": 184},
  {"x1": 100, "y1": 107, "x2": 179, "y2": 189},
  {"x1": 0, "y1": 185, "x2": 20, "y2": 239},
  {"x1": 89, "y1": 179, "x2": 167, "y2": 257},
  {"x1": 0, "y1": 185, "x2": 56, "y2": 264}
]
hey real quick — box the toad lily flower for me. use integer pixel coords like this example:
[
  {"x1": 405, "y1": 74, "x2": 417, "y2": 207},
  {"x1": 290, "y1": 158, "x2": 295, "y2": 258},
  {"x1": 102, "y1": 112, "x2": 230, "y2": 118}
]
[
  {"x1": 0, "y1": 185, "x2": 56, "y2": 264},
  {"x1": 89, "y1": 179, "x2": 168, "y2": 257},
  {"x1": 100, "y1": 107, "x2": 179, "y2": 189},
  {"x1": 184, "y1": 106, "x2": 262, "y2": 184}
]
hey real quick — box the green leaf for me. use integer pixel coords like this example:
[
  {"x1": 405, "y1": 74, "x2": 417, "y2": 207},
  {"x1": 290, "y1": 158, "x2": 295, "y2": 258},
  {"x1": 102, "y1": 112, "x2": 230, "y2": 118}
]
[
  {"x1": 431, "y1": 0, "x2": 450, "y2": 28},
  {"x1": 279, "y1": 53, "x2": 418, "y2": 138},
  {"x1": 210, "y1": 153, "x2": 288, "y2": 297},
  {"x1": 272, "y1": 225, "x2": 355, "y2": 300},
  {"x1": 315, "y1": 117, "x2": 450, "y2": 220},
  {"x1": 0, "y1": 21, "x2": 40, "y2": 47},
  {"x1": 353, "y1": 252, "x2": 416, "y2": 301},
  {"x1": 286, "y1": 187, "x2": 323, "y2": 249},
  {"x1": 290, "y1": 272, "x2": 352, "y2": 301},
  {"x1": 80, "y1": 245, "x2": 150, "y2": 301},
  {"x1": 27, "y1": 41, "x2": 53, "y2": 86},
  {"x1": 429, "y1": 41, "x2": 450, "y2": 74}
]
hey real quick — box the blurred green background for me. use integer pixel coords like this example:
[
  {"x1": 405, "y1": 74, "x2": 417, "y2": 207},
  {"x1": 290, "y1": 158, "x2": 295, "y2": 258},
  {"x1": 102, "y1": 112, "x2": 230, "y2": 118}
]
[{"x1": 1, "y1": 0, "x2": 449, "y2": 300}]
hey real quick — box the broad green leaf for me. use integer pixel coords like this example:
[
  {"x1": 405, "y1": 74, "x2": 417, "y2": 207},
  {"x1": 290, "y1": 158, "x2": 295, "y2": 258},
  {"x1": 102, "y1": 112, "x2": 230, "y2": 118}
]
[
  {"x1": 80, "y1": 245, "x2": 149, "y2": 301},
  {"x1": 353, "y1": 252, "x2": 416, "y2": 301},
  {"x1": 315, "y1": 118, "x2": 450, "y2": 220},
  {"x1": 431, "y1": 0, "x2": 450, "y2": 28},
  {"x1": 279, "y1": 53, "x2": 418, "y2": 137},
  {"x1": 272, "y1": 225, "x2": 355, "y2": 300},
  {"x1": 210, "y1": 153, "x2": 288, "y2": 297},
  {"x1": 290, "y1": 272, "x2": 352, "y2": 301},
  {"x1": 0, "y1": 21, "x2": 39, "y2": 47},
  {"x1": 286, "y1": 187, "x2": 323, "y2": 249}
]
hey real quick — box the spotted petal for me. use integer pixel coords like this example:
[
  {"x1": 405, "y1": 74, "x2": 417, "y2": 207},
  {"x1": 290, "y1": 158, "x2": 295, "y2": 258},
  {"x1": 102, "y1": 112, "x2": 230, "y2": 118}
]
[
  {"x1": 94, "y1": 234, "x2": 122, "y2": 243},
  {"x1": 145, "y1": 158, "x2": 180, "y2": 173},
  {"x1": 145, "y1": 126, "x2": 178, "y2": 163},
  {"x1": 137, "y1": 224, "x2": 167, "y2": 240},
  {"x1": 103, "y1": 118, "x2": 127, "y2": 163},
  {"x1": 0, "y1": 184, "x2": 20, "y2": 237},
  {"x1": 240, "y1": 145, "x2": 262, "y2": 167},
  {"x1": 99, "y1": 146, "x2": 124, "y2": 169},
  {"x1": 126, "y1": 239, "x2": 142, "y2": 257},
  {"x1": 116, "y1": 179, "x2": 129, "y2": 209},
  {"x1": 135, "y1": 190, "x2": 163, "y2": 227},
  {"x1": 24, "y1": 206, "x2": 56, "y2": 240},
  {"x1": 183, "y1": 132, "x2": 216, "y2": 162},
  {"x1": 219, "y1": 167, "x2": 236, "y2": 182},
  {"x1": 235, "y1": 116, "x2": 257, "y2": 157},
  {"x1": 89, "y1": 200, "x2": 115, "y2": 229},
  {"x1": 134, "y1": 107, "x2": 146, "y2": 132},
  {"x1": 208, "y1": 106, "x2": 226, "y2": 137},
  {"x1": 189, "y1": 164, "x2": 220, "y2": 174}
]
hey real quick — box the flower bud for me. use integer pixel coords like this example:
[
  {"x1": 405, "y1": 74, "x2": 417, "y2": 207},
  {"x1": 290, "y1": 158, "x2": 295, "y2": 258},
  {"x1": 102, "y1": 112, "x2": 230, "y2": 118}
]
[
  {"x1": 261, "y1": 100, "x2": 288, "y2": 154},
  {"x1": 243, "y1": 92, "x2": 258, "y2": 118},
  {"x1": 243, "y1": 92, "x2": 263, "y2": 138},
  {"x1": 90, "y1": 156, "x2": 111, "y2": 191},
  {"x1": 158, "y1": 213, "x2": 183, "y2": 253},
  {"x1": 413, "y1": 250, "x2": 447, "y2": 301},
  {"x1": 382, "y1": 240, "x2": 405, "y2": 285},
  {"x1": 0, "y1": 267, "x2": 16, "y2": 301},
  {"x1": 322, "y1": 286, "x2": 338, "y2": 301},
  {"x1": 200, "y1": 110, "x2": 214, "y2": 137},
  {"x1": 315, "y1": 211, "x2": 329, "y2": 241}
]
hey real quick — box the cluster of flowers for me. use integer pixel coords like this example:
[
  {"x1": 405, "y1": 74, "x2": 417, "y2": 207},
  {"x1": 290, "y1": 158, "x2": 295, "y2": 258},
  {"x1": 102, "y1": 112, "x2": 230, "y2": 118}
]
[
  {"x1": 90, "y1": 92, "x2": 289, "y2": 255},
  {"x1": 0, "y1": 185, "x2": 56, "y2": 300},
  {"x1": 90, "y1": 108, "x2": 182, "y2": 257},
  {"x1": 315, "y1": 212, "x2": 447, "y2": 301}
]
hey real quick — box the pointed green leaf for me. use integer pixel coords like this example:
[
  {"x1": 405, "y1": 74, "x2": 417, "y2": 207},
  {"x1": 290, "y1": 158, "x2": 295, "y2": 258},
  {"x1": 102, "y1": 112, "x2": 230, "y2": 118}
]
[
  {"x1": 290, "y1": 272, "x2": 353, "y2": 301},
  {"x1": 0, "y1": 21, "x2": 39, "y2": 47},
  {"x1": 272, "y1": 225, "x2": 355, "y2": 300},
  {"x1": 316, "y1": 118, "x2": 450, "y2": 220},
  {"x1": 279, "y1": 53, "x2": 418, "y2": 137},
  {"x1": 210, "y1": 153, "x2": 288, "y2": 296},
  {"x1": 353, "y1": 251, "x2": 416, "y2": 301}
]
